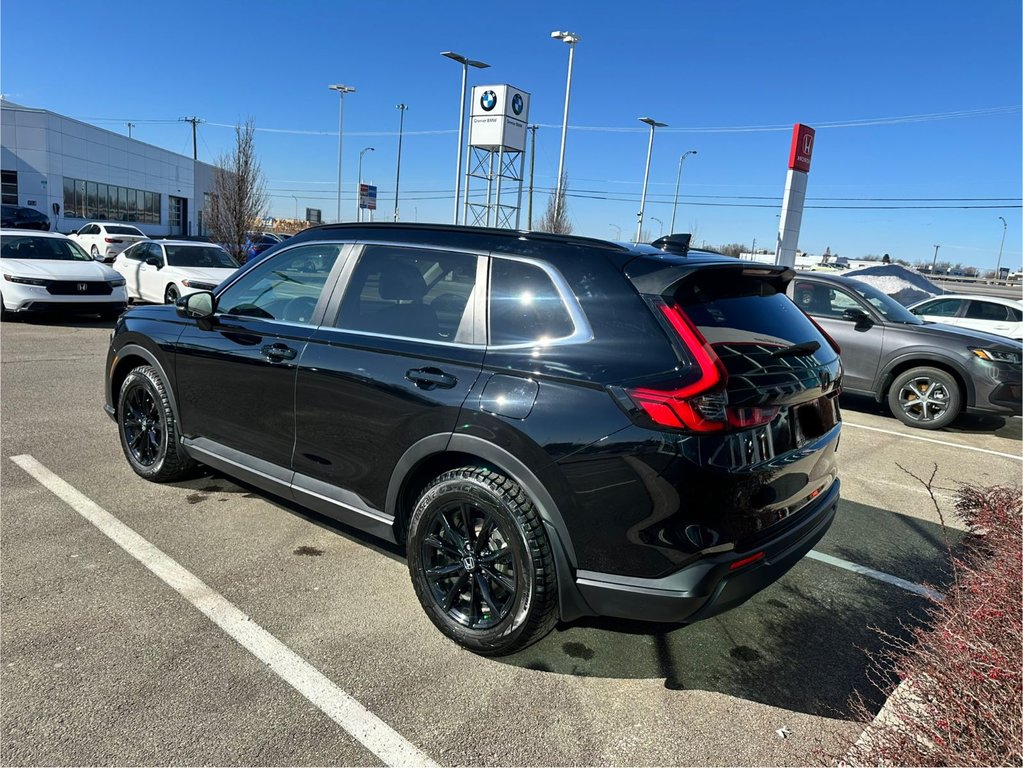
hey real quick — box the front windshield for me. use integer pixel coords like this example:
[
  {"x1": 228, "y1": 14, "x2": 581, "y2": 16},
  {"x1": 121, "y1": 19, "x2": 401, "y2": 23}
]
[
  {"x1": 846, "y1": 278, "x2": 922, "y2": 324},
  {"x1": 1, "y1": 235, "x2": 93, "y2": 262},
  {"x1": 165, "y1": 245, "x2": 239, "y2": 269}
]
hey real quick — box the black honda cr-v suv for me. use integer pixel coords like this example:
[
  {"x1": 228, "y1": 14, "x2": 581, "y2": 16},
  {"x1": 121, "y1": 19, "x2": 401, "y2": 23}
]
[{"x1": 105, "y1": 224, "x2": 842, "y2": 655}]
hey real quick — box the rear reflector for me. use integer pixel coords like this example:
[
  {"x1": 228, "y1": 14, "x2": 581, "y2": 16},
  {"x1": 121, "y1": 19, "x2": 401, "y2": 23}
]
[{"x1": 729, "y1": 551, "x2": 766, "y2": 570}]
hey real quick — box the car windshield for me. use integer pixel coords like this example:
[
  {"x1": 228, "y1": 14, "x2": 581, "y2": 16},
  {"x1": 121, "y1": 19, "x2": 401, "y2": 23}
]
[
  {"x1": 105, "y1": 225, "x2": 145, "y2": 236},
  {"x1": 1, "y1": 235, "x2": 93, "y2": 261},
  {"x1": 165, "y1": 245, "x2": 239, "y2": 269},
  {"x1": 846, "y1": 278, "x2": 922, "y2": 324}
]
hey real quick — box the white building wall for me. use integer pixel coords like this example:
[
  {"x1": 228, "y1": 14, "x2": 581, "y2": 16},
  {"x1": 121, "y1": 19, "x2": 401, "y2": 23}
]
[{"x1": 1, "y1": 102, "x2": 209, "y2": 236}]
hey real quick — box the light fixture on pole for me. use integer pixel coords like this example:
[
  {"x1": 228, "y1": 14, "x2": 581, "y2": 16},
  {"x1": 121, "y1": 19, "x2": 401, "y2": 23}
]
[
  {"x1": 551, "y1": 30, "x2": 580, "y2": 211},
  {"x1": 635, "y1": 117, "x2": 667, "y2": 243},
  {"x1": 328, "y1": 83, "x2": 356, "y2": 223},
  {"x1": 651, "y1": 217, "x2": 664, "y2": 238},
  {"x1": 357, "y1": 147, "x2": 374, "y2": 223},
  {"x1": 394, "y1": 104, "x2": 408, "y2": 222},
  {"x1": 669, "y1": 150, "x2": 697, "y2": 234},
  {"x1": 996, "y1": 216, "x2": 1007, "y2": 280},
  {"x1": 441, "y1": 52, "x2": 490, "y2": 225}
]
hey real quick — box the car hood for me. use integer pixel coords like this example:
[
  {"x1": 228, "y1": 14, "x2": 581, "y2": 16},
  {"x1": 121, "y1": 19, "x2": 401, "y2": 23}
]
[
  {"x1": 0, "y1": 258, "x2": 120, "y2": 280},
  {"x1": 902, "y1": 319, "x2": 1022, "y2": 349}
]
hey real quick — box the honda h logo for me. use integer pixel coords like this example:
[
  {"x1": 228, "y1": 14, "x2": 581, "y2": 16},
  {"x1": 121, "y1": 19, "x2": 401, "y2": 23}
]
[
  {"x1": 77, "y1": 283, "x2": 88, "y2": 292},
  {"x1": 802, "y1": 133, "x2": 814, "y2": 155}
]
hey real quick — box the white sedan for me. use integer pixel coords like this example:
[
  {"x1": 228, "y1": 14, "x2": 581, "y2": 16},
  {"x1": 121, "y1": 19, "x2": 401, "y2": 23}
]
[
  {"x1": 908, "y1": 294, "x2": 1023, "y2": 341},
  {"x1": 1, "y1": 230, "x2": 128, "y2": 319},
  {"x1": 113, "y1": 240, "x2": 241, "y2": 304},
  {"x1": 69, "y1": 222, "x2": 149, "y2": 262}
]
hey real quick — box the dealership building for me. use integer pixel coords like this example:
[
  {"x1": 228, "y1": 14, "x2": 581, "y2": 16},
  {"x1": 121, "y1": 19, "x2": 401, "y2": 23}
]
[{"x1": 1, "y1": 100, "x2": 215, "y2": 237}]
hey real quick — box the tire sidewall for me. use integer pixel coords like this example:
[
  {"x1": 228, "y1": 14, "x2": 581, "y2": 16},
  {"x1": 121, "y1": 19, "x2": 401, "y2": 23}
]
[
  {"x1": 888, "y1": 367, "x2": 961, "y2": 429},
  {"x1": 165, "y1": 285, "x2": 179, "y2": 304},
  {"x1": 117, "y1": 368, "x2": 172, "y2": 478},
  {"x1": 407, "y1": 475, "x2": 538, "y2": 652}
]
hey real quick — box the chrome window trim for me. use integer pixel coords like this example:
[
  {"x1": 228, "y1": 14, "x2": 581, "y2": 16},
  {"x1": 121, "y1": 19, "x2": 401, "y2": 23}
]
[{"x1": 485, "y1": 252, "x2": 593, "y2": 350}]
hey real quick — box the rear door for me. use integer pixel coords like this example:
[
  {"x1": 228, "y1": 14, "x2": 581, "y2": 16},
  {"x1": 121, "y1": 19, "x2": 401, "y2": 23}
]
[
  {"x1": 138, "y1": 243, "x2": 165, "y2": 303},
  {"x1": 961, "y1": 299, "x2": 1020, "y2": 337},
  {"x1": 293, "y1": 242, "x2": 485, "y2": 515}
]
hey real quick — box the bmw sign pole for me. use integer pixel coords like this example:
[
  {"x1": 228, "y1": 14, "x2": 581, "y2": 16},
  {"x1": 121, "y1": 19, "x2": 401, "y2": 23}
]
[{"x1": 635, "y1": 117, "x2": 667, "y2": 244}]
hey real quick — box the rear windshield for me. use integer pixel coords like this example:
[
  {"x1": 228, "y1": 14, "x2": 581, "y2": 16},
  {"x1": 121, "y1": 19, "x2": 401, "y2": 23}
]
[
  {"x1": 674, "y1": 271, "x2": 833, "y2": 367},
  {"x1": 105, "y1": 225, "x2": 145, "y2": 236},
  {"x1": 165, "y1": 245, "x2": 239, "y2": 269}
]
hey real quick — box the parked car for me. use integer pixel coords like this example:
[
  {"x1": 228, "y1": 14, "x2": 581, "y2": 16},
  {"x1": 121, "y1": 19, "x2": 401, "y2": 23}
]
[
  {"x1": 1, "y1": 230, "x2": 127, "y2": 319},
  {"x1": 69, "y1": 222, "x2": 148, "y2": 262},
  {"x1": 244, "y1": 232, "x2": 284, "y2": 262},
  {"x1": 908, "y1": 294, "x2": 1023, "y2": 341},
  {"x1": 112, "y1": 240, "x2": 240, "y2": 304},
  {"x1": 105, "y1": 226, "x2": 843, "y2": 655},
  {"x1": 790, "y1": 272, "x2": 1022, "y2": 429},
  {"x1": 1, "y1": 204, "x2": 50, "y2": 231}
]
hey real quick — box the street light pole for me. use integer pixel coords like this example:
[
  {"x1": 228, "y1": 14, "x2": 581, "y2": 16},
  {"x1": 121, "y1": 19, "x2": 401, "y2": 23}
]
[
  {"x1": 669, "y1": 150, "x2": 697, "y2": 234},
  {"x1": 441, "y1": 52, "x2": 490, "y2": 225},
  {"x1": 609, "y1": 224, "x2": 621, "y2": 240},
  {"x1": 635, "y1": 117, "x2": 667, "y2": 243},
  {"x1": 931, "y1": 244, "x2": 941, "y2": 275},
  {"x1": 292, "y1": 195, "x2": 298, "y2": 220},
  {"x1": 394, "y1": 104, "x2": 408, "y2": 222},
  {"x1": 551, "y1": 31, "x2": 580, "y2": 208},
  {"x1": 996, "y1": 216, "x2": 1007, "y2": 280},
  {"x1": 328, "y1": 83, "x2": 356, "y2": 223},
  {"x1": 527, "y1": 124, "x2": 539, "y2": 229},
  {"x1": 651, "y1": 217, "x2": 663, "y2": 238},
  {"x1": 357, "y1": 147, "x2": 374, "y2": 223}
]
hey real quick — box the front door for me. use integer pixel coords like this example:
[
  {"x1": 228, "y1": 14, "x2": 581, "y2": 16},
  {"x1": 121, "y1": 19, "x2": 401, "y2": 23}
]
[
  {"x1": 293, "y1": 243, "x2": 485, "y2": 513},
  {"x1": 172, "y1": 242, "x2": 347, "y2": 470},
  {"x1": 169, "y1": 196, "x2": 187, "y2": 237}
]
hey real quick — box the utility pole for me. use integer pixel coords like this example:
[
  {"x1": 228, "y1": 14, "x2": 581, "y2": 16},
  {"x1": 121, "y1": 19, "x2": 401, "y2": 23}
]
[
  {"x1": 394, "y1": 104, "x2": 408, "y2": 222},
  {"x1": 751, "y1": 237, "x2": 756, "y2": 260},
  {"x1": 931, "y1": 244, "x2": 941, "y2": 275},
  {"x1": 126, "y1": 122, "x2": 135, "y2": 139},
  {"x1": 180, "y1": 117, "x2": 203, "y2": 160},
  {"x1": 527, "y1": 125, "x2": 539, "y2": 229},
  {"x1": 996, "y1": 216, "x2": 1007, "y2": 280}
]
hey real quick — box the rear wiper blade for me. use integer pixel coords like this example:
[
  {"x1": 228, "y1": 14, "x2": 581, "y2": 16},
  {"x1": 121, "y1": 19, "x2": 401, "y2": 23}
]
[{"x1": 771, "y1": 340, "x2": 821, "y2": 358}]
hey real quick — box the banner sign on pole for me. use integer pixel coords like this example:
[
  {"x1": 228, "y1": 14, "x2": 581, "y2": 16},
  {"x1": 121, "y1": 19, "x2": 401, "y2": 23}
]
[{"x1": 359, "y1": 184, "x2": 377, "y2": 211}]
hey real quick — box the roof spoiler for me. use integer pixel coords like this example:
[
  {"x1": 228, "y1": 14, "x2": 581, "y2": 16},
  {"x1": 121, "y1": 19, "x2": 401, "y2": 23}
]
[{"x1": 650, "y1": 233, "x2": 692, "y2": 256}]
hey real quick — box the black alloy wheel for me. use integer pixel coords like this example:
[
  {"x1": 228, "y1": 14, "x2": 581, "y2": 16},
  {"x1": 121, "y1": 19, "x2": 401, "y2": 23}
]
[
  {"x1": 117, "y1": 365, "x2": 194, "y2": 481},
  {"x1": 164, "y1": 284, "x2": 180, "y2": 305},
  {"x1": 407, "y1": 466, "x2": 558, "y2": 656}
]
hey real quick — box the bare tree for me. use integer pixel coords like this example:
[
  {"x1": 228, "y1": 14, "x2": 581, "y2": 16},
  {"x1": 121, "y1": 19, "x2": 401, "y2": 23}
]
[
  {"x1": 536, "y1": 173, "x2": 572, "y2": 234},
  {"x1": 717, "y1": 243, "x2": 747, "y2": 258},
  {"x1": 208, "y1": 120, "x2": 268, "y2": 261}
]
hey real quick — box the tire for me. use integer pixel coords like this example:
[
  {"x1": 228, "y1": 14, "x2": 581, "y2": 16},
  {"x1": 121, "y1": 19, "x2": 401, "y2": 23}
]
[
  {"x1": 164, "y1": 285, "x2": 180, "y2": 305},
  {"x1": 406, "y1": 466, "x2": 559, "y2": 656},
  {"x1": 887, "y1": 366, "x2": 961, "y2": 430},
  {"x1": 90, "y1": 245, "x2": 100, "y2": 259},
  {"x1": 117, "y1": 365, "x2": 195, "y2": 481}
]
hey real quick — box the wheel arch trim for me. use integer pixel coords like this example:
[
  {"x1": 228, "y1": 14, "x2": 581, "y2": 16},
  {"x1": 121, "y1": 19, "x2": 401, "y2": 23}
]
[{"x1": 109, "y1": 343, "x2": 179, "y2": 420}]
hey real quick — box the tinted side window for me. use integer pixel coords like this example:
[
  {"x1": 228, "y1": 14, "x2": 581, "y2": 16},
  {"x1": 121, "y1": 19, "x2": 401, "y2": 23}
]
[
  {"x1": 917, "y1": 298, "x2": 963, "y2": 317},
  {"x1": 792, "y1": 281, "x2": 862, "y2": 319},
  {"x1": 123, "y1": 243, "x2": 146, "y2": 261},
  {"x1": 217, "y1": 243, "x2": 342, "y2": 323},
  {"x1": 489, "y1": 258, "x2": 574, "y2": 345},
  {"x1": 1008, "y1": 306, "x2": 1022, "y2": 323},
  {"x1": 965, "y1": 300, "x2": 1010, "y2": 321},
  {"x1": 336, "y1": 245, "x2": 478, "y2": 343}
]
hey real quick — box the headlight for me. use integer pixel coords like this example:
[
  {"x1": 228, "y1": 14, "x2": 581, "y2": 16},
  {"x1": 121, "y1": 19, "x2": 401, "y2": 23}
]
[
  {"x1": 970, "y1": 347, "x2": 1022, "y2": 364},
  {"x1": 108, "y1": 278, "x2": 126, "y2": 287},
  {"x1": 3, "y1": 274, "x2": 48, "y2": 286},
  {"x1": 181, "y1": 279, "x2": 216, "y2": 290}
]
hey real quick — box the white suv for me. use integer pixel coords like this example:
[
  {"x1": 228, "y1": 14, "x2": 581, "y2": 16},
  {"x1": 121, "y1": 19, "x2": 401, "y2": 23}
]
[
  {"x1": 70, "y1": 222, "x2": 148, "y2": 262},
  {"x1": 113, "y1": 240, "x2": 240, "y2": 304}
]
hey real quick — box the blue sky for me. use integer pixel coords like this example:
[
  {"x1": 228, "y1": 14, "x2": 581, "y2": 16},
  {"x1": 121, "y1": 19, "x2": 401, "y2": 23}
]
[{"x1": 2, "y1": 0, "x2": 1020, "y2": 269}]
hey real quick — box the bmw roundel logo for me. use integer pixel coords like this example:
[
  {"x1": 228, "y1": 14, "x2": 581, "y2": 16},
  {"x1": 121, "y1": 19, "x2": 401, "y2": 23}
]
[
  {"x1": 511, "y1": 93, "x2": 523, "y2": 115},
  {"x1": 480, "y1": 90, "x2": 497, "y2": 111}
]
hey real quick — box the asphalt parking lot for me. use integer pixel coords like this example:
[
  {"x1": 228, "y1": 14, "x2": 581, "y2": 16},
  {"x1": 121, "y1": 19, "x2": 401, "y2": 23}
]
[{"x1": 1, "y1": 316, "x2": 1020, "y2": 766}]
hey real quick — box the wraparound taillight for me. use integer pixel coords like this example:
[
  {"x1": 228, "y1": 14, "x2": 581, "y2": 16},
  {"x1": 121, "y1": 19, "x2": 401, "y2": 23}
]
[{"x1": 800, "y1": 310, "x2": 841, "y2": 355}]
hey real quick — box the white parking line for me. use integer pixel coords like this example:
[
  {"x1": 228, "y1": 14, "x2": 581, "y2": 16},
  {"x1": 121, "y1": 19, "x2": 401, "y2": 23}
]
[
  {"x1": 9, "y1": 454, "x2": 437, "y2": 768},
  {"x1": 806, "y1": 549, "x2": 944, "y2": 601},
  {"x1": 842, "y1": 421, "x2": 1022, "y2": 461}
]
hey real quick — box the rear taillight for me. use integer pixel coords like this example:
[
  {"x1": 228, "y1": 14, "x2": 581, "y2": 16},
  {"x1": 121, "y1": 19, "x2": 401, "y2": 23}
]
[
  {"x1": 801, "y1": 310, "x2": 841, "y2": 355},
  {"x1": 624, "y1": 303, "x2": 731, "y2": 432},
  {"x1": 104, "y1": 237, "x2": 122, "y2": 243}
]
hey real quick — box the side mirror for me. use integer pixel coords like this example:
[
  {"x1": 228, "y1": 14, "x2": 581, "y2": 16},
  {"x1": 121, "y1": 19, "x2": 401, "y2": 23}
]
[
  {"x1": 176, "y1": 291, "x2": 216, "y2": 327},
  {"x1": 145, "y1": 255, "x2": 163, "y2": 269},
  {"x1": 842, "y1": 307, "x2": 872, "y2": 327}
]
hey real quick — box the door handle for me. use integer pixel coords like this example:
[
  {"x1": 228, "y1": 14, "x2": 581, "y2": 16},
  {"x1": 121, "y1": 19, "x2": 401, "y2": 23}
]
[
  {"x1": 406, "y1": 367, "x2": 457, "y2": 390},
  {"x1": 262, "y1": 343, "x2": 297, "y2": 362}
]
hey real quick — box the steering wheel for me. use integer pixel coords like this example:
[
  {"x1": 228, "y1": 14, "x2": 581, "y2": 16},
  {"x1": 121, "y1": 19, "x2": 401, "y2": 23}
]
[{"x1": 281, "y1": 296, "x2": 317, "y2": 323}]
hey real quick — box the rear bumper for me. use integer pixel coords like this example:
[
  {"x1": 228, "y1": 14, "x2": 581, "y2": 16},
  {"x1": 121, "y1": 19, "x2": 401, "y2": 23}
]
[{"x1": 574, "y1": 479, "x2": 839, "y2": 623}]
